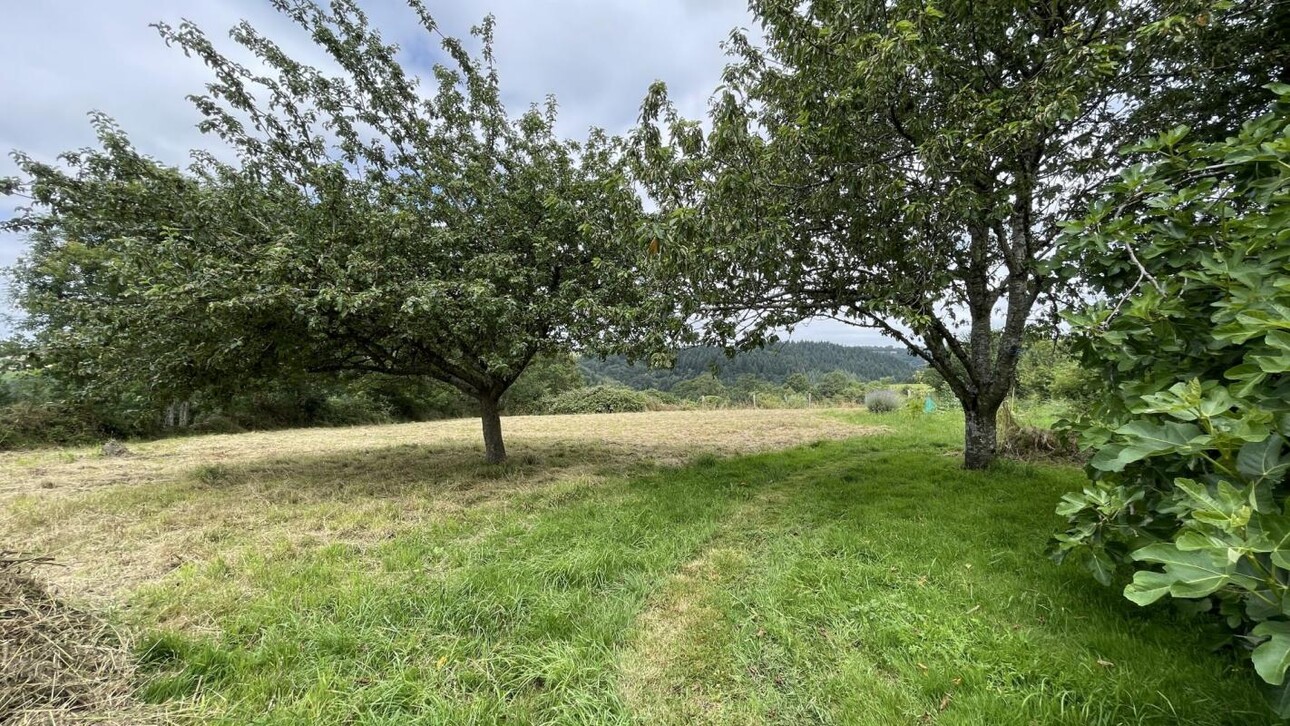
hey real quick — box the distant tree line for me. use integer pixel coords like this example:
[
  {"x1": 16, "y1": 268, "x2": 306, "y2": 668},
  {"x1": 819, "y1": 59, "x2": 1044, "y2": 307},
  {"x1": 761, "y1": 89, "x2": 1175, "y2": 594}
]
[{"x1": 578, "y1": 341, "x2": 922, "y2": 391}]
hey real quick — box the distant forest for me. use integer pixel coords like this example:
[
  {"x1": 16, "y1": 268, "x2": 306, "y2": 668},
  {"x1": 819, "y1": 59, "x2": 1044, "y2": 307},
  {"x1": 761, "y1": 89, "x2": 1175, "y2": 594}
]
[{"x1": 580, "y1": 341, "x2": 924, "y2": 391}]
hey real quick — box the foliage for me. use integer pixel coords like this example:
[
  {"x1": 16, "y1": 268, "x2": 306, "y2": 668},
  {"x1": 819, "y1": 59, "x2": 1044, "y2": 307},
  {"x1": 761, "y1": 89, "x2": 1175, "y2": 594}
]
[
  {"x1": 502, "y1": 354, "x2": 587, "y2": 414},
  {"x1": 638, "y1": 389, "x2": 689, "y2": 411},
  {"x1": 0, "y1": 366, "x2": 159, "y2": 448},
  {"x1": 997, "y1": 402, "x2": 1080, "y2": 462},
  {"x1": 1127, "y1": 1, "x2": 1289, "y2": 144},
  {"x1": 669, "y1": 372, "x2": 729, "y2": 402},
  {"x1": 783, "y1": 372, "x2": 812, "y2": 394},
  {"x1": 0, "y1": 354, "x2": 604, "y2": 449},
  {"x1": 1016, "y1": 337, "x2": 1098, "y2": 402},
  {"x1": 815, "y1": 370, "x2": 857, "y2": 401},
  {"x1": 863, "y1": 390, "x2": 902, "y2": 414},
  {"x1": 2, "y1": 1, "x2": 658, "y2": 463},
  {"x1": 630, "y1": 0, "x2": 1243, "y2": 468},
  {"x1": 542, "y1": 385, "x2": 649, "y2": 415},
  {"x1": 1052, "y1": 92, "x2": 1290, "y2": 709},
  {"x1": 0, "y1": 400, "x2": 103, "y2": 449}
]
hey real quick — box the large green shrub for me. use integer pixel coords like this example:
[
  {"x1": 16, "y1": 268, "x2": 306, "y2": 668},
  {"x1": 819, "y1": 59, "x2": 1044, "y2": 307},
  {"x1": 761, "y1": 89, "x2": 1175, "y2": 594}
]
[
  {"x1": 1016, "y1": 338, "x2": 1098, "y2": 403},
  {"x1": 501, "y1": 354, "x2": 587, "y2": 414},
  {"x1": 1053, "y1": 91, "x2": 1290, "y2": 710},
  {"x1": 543, "y1": 386, "x2": 649, "y2": 415},
  {"x1": 316, "y1": 394, "x2": 394, "y2": 427}
]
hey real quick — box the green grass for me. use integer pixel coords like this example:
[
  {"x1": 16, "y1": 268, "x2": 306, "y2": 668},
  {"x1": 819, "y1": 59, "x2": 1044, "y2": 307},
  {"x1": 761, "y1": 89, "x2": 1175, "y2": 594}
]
[{"x1": 124, "y1": 412, "x2": 1269, "y2": 724}]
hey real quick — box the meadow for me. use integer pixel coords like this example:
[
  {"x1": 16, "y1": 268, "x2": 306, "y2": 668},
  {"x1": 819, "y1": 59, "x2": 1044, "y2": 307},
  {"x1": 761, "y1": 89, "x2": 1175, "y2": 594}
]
[{"x1": 1, "y1": 409, "x2": 1274, "y2": 724}]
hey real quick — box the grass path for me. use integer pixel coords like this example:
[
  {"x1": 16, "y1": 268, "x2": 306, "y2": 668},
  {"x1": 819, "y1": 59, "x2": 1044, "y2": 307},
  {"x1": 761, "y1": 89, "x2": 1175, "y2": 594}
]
[{"x1": 2, "y1": 410, "x2": 1274, "y2": 723}]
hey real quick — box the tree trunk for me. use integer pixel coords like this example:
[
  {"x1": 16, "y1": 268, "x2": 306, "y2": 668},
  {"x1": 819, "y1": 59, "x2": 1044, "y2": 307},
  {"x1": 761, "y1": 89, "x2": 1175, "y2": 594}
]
[
  {"x1": 479, "y1": 393, "x2": 507, "y2": 464},
  {"x1": 963, "y1": 402, "x2": 999, "y2": 470}
]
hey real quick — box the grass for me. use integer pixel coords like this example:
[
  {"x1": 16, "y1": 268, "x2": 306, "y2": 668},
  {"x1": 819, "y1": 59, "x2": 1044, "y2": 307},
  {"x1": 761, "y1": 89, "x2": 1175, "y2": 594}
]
[
  {"x1": 0, "y1": 409, "x2": 1274, "y2": 723},
  {"x1": 0, "y1": 409, "x2": 862, "y2": 599}
]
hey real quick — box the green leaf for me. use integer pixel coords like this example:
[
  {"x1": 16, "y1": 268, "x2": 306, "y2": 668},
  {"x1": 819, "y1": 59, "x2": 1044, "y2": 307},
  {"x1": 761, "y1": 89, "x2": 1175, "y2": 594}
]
[
  {"x1": 1176, "y1": 529, "x2": 1229, "y2": 552},
  {"x1": 1197, "y1": 386, "x2": 1237, "y2": 418},
  {"x1": 1055, "y1": 491, "x2": 1092, "y2": 517},
  {"x1": 1087, "y1": 550, "x2": 1116, "y2": 586},
  {"x1": 1225, "y1": 362, "x2": 1269, "y2": 397},
  {"x1": 1252, "y1": 349, "x2": 1290, "y2": 374},
  {"x1": 1239, "y1": 435, "x2": 1290, "y2": 483},
  {"x1": 1090, "y1": 421, "x2": 1202, "y2": 472},
  {"x1": 1124, "y1": 570, "x2": 1174, "y2": 606},
  {"x1": 1175, "y1": 478, "x2": 1251, "y2": 528},
  {"x1": 1131, "y1": 542, "x2": 1258, "y2": 598},
  {"x1": 1248, "y1": 591, "x2": 1285, "y2": 621},
  {"x1": 1253, "y1": 621, "x2": 1290, "y2": 686},
  {"x1": 1260, "y1": 679, "x2": 1290, "y2": 720},
  {"x1": 1249, "y1": 514, "x2": 1290, "y2": 570},
  {"x1": 1268, "y1": 330, "x2": 1290, "y2": 353}
]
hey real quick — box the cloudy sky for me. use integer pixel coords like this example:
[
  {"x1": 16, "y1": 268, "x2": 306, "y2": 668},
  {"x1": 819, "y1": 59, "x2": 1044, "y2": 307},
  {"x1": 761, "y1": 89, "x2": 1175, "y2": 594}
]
[{"x1": 0, "y1": 0, "x2": 890, "y2": 346}]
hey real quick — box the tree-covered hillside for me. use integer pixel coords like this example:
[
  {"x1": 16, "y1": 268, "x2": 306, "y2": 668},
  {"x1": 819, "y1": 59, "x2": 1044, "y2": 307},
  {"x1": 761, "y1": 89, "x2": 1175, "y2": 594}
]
[{"x1": 580, "y1": 341, "x2": 923, "y2": 391}]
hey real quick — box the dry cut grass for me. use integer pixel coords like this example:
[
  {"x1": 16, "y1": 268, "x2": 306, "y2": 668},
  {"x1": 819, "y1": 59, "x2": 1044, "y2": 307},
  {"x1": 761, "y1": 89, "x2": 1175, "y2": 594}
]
[
  {"x1": 1, "y1": 409, "x2": 862, "y2": 496},
  {"x1": 619, "y1": 490, "x2": 789, "y2": 724},
  {"x1": 1, "y1": 409, "x2": 870, "y2": 602},
  {"x1": 0, "y1": 553, "x2": 172, "y2": 725}
]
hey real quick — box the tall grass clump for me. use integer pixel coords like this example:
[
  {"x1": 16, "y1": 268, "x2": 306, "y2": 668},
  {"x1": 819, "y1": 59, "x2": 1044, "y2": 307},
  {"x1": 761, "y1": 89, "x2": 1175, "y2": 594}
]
[{"x1": 863, "y1": 389, "x2": 901, "y2": 413}]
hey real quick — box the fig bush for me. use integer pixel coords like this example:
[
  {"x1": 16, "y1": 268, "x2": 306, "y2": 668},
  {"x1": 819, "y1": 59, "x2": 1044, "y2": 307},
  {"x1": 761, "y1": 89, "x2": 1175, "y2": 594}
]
[{"x1": 1052, "y1": 89, "x2": 1290, "y2": 712}]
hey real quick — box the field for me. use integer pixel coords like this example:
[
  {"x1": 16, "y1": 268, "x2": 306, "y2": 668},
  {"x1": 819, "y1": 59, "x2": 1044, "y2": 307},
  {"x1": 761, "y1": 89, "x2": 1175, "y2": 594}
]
[{"x1": 0, "y1": 409, "x2": 1274, "y2": 724}]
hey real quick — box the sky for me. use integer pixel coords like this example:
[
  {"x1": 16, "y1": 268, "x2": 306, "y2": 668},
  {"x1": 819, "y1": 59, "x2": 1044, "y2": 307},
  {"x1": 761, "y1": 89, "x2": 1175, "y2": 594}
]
[{"x1": 0, "y1": 0, "x2": 891, "y2": 346}]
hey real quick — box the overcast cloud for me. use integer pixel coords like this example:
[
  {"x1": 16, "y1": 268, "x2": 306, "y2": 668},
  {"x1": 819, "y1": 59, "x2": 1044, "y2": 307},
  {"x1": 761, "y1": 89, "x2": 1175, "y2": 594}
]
[{"x1": 0, "y1": 0, "x2": 892, "y2": 346}]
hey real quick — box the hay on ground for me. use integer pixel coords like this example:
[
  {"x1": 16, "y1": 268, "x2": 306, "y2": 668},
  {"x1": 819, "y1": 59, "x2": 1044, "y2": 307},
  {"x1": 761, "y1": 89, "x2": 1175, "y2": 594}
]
[{"x1": 0, "y1": 552, "x2": 161, "y2": 725}]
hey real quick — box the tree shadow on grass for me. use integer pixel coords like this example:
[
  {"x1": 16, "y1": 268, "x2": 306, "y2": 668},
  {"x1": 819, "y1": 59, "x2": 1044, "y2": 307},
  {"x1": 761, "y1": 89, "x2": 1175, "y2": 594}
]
[{"x1": 181, "y1": 437, "x2": 696, "y2": 507}]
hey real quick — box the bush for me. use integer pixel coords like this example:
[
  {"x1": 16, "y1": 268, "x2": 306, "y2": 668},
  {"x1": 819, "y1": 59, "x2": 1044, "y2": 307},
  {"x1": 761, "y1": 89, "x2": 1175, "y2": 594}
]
[
  {"x1": 543, "y1": 386, "x2": 649, "y2": 415},
  {"x1": 998, "y1": 403, "x2": 1079, "y2": 461},
  {"x1": 639, "y1": 389, "x2": 691, "y2": 411},
  {"x1": 188, "y1": 413, "x2": 246, "y2": 435},
  {"x1": 316, "y1": 393, "x2": 394, "y2": 426},
  {"x1": 0, "y1": 401, "x2": 103, "y2": 450},
  {"x1": 863, "y1": 389, "x2": 901, "y2": 413},
  {"x1": 1052, "y1": 100, "x2": 1290, "y2": 711},
  {"x1": 900, "y1": 396, "x2": 924, "y2": 418},
  {"x1": 501, "y1": 354, "x2": 586, "y2": 414}
]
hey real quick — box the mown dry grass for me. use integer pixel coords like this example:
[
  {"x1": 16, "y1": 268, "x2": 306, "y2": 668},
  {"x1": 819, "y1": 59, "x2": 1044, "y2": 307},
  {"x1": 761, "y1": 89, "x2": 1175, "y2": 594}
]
[
  {"x1": 0, "y1": 554, "x2": 175, "y2": 725},
  {"x1": 1, "y1": 409, "x2": 861, "y2": 496},
  {"x1": 1, "y1": 409, "x2": 867, "y2": 602}
]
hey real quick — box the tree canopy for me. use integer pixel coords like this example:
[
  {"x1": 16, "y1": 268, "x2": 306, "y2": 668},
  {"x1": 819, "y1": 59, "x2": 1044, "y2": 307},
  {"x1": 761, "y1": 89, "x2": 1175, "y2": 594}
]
[
  {"x1": 630, "y1": 0, "x2": 1279, "y2": 468},
  {"x1": 3, "y1": 0, "x2": 663, "y2": 462}
]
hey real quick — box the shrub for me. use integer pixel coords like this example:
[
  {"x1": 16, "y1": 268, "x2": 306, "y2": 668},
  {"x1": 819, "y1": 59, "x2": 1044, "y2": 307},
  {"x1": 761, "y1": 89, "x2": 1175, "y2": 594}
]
[
  {"x1": 189, "y1": 413, "x2": 246, "y2": 435},
  {"x1": 817, "y1": 370, "x2": 856, "y2": 399},
  {"x1": 316, "y1": 393, "x2": 394, "y2": 426},
  {"x1": 863, "y1": 389, "x2": 901, "y2": 413},
  {"x1": 900, "y1": 396, "x2": 924, "y2": 418},
  {"x1": 1052, "y1": 99, "x2": 1290, "y2": 711},
  {"x1": 543, "y1": 386, "x2": 649, "y2": 415},
  {"x1": 0, "y1": 401, "x2": 104, "y2": 450},
  {"x1": 639, "y1": 389, "x2": 691, "y2": 411}
]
